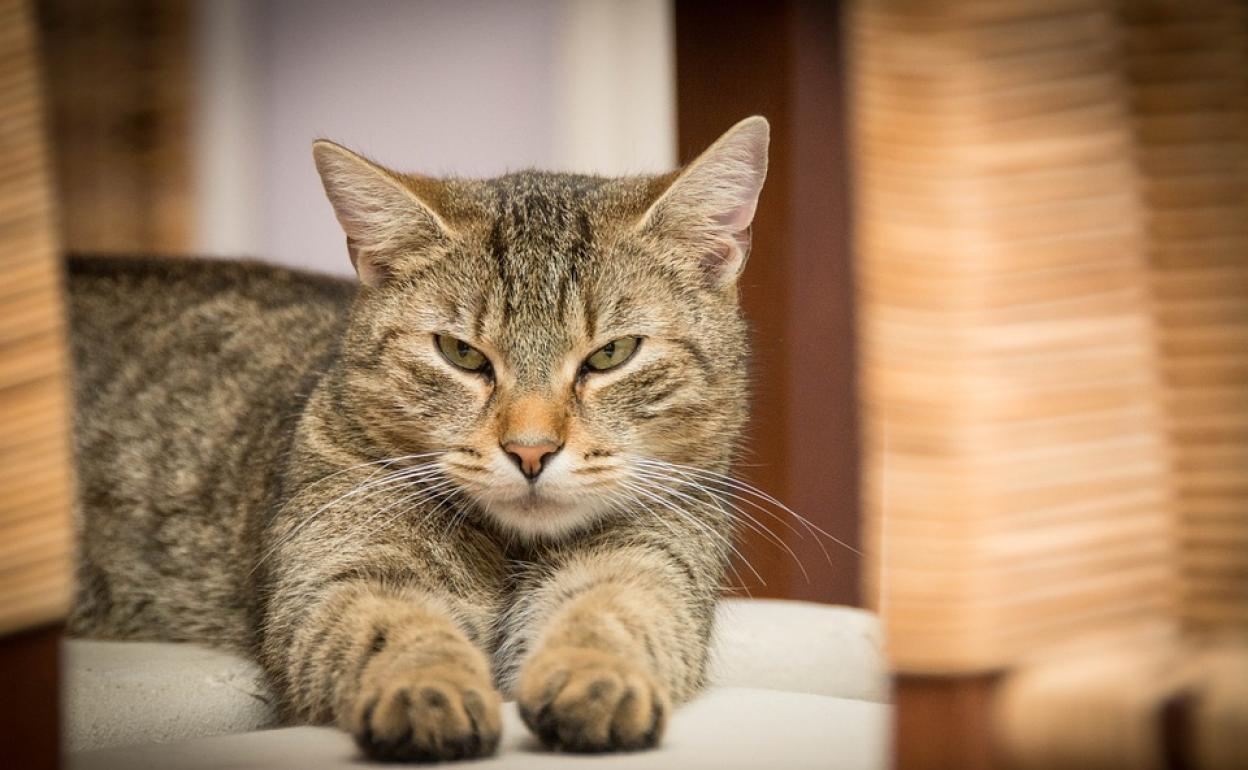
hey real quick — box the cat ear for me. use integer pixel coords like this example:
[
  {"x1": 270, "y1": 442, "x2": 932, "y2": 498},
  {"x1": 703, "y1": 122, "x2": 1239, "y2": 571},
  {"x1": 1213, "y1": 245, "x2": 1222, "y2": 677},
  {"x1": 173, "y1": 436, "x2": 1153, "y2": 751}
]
[
  {"x1": 312, "y1": 140, "x2": 452, "y2": 287},
  {"x1": 637, "y1": 116, "x2": 769, "y2": 288}
]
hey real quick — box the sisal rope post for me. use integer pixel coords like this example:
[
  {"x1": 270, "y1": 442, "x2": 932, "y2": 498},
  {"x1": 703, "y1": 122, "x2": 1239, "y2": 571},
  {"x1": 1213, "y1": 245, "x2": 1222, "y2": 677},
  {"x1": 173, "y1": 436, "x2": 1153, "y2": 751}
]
[
  {"x1": 0, "y1": 0, "x2": 76, "y2": 635},
  {"x1": 851, "y1": 0, "x2": 1248, "y2": 767}
]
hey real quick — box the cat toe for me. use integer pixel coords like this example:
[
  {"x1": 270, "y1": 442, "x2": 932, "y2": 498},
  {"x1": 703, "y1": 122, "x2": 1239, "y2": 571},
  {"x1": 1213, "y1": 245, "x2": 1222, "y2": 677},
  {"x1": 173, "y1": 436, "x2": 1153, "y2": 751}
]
[
  {"x1": 352, "y1": 663, "x2": 502, "y2": 762},
  {"x1": 518, "y1": 647, "x2": 668, "y2": 753}
]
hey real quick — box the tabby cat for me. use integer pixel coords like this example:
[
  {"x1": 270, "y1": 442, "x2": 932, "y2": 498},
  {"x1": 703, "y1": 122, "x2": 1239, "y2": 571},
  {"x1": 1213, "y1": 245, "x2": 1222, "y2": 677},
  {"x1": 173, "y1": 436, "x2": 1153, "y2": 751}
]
[{"x1": 67, "y1": 117, "x2": 768, "y2": 761}]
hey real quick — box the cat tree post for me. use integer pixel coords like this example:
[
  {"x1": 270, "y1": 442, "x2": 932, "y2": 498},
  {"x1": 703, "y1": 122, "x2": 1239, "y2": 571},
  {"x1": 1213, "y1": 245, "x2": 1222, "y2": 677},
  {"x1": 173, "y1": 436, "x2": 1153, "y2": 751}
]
[
  {"x1": 850, "y1": 0, "x2": 1179, "y2": 765},
  {"x1": 1122, "y1": 0, "x2": 1248, "y2": 639},
  {"x1": 853, "y1": 0, "x2": 1248, "y2": 766},
  {"x1": 0, "y1": 1, "x2": 76, "y2": 767}
]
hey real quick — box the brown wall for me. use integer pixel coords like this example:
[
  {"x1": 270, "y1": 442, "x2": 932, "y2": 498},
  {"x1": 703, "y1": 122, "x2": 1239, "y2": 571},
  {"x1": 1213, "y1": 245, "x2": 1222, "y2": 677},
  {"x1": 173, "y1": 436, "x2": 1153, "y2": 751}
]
[{"x1": 675, "y1": 0, "x2": 859, "y2": 605}]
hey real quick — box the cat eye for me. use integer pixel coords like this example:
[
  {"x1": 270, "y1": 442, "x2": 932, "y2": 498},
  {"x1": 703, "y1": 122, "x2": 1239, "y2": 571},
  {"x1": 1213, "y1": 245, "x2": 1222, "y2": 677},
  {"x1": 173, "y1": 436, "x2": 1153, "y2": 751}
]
[
  {"x1": 583, "y1": 337, "x2": 642, "y2": 373},
  {"x1": 435, "y1": 334, "x2": 490, "y2": 374}
]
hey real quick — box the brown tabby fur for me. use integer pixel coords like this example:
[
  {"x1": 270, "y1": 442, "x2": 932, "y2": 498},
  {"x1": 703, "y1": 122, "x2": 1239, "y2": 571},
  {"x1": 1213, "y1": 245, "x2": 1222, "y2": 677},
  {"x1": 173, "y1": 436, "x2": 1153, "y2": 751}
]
[{"x1": 67, "y1": 118, "x2": 768, "y2": 761}]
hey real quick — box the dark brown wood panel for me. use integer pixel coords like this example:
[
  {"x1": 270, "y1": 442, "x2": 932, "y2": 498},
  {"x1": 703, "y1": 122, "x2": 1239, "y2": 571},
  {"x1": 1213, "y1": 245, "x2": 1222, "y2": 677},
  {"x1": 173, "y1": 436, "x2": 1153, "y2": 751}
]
[
  {"x1": 676, "y1": 0, "x2": 859, "y2": 605},
  {"x1": 895, "y1": 675, "x2": 1001, "y2": 770},
  {"x1": 0, "y1": 624, "x2": 62, "y2": 770}
]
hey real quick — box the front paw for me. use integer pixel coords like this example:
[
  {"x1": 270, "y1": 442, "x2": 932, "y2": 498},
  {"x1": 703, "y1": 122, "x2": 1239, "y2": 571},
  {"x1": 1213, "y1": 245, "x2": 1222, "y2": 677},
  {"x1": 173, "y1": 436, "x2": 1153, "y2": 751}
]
[
  {"x1": 518, "y1": 647, "x2": 669, "y2": 753},
  {"x1": 350, "y1": 659, "x2": 501, "y2": 762}
]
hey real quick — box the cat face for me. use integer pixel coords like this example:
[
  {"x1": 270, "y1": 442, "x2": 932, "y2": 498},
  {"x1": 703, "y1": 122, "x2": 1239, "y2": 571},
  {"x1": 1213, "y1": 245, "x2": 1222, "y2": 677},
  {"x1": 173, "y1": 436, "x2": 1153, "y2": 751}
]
[{"x1": 315, "y1": 118, "x2": 768, "y2": 539}]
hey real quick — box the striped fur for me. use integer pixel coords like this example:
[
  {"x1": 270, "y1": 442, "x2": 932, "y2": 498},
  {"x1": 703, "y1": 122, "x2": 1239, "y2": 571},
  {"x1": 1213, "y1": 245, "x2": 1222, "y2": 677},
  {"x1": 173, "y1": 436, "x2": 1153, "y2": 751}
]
[{"x1": 67, "y1": 118, "x2": 769, "y2": 760}]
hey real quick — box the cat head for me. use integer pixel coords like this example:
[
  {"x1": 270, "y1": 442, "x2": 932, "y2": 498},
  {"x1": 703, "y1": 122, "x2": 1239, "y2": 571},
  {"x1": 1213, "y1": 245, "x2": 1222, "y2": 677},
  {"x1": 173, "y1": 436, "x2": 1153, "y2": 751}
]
[{"x1": 313, "y1": 117, "x2": 768, "y2": 540}]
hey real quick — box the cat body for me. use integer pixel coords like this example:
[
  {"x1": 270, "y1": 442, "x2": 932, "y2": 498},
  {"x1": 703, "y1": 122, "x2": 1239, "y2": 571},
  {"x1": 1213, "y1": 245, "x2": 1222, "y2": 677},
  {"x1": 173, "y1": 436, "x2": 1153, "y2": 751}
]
[
  {"x1": 67, "y1": 118, "x2": 769, "y2": 760},
  {"x1": 68, "y1": 256, "x2": 354, "y2": 649}
]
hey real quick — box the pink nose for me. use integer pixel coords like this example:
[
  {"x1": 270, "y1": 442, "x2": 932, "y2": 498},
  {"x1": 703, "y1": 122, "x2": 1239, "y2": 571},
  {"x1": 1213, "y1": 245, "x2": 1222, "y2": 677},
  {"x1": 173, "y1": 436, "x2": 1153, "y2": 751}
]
[{"x1": 503, "y1": 441, "x2": 561, "y2": 480}]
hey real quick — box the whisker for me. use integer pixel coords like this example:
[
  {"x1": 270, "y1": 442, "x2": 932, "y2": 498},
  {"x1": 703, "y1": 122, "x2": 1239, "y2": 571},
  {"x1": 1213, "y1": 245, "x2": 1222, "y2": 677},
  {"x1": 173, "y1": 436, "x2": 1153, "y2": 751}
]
[
  {"x1": 612, "y1": 484, "x2": 755, "y2": 591},
  {"x1": 630, "y1": 469, "x2": 811, "y2": 584},
  {"x1": 618, "y1": 479, "x2": 767, "y2": 588},
  {"x1": 250, "y1": 461, "x2": 449, "y2": 575},
  {"x1": 617, "y1": 480, "x2": 757, "y2": 593},
  {"x1": 637, "y1": 466, "x2": 823, "y2": 575},
  {"x1": 631, "y1": 468, "x2": 789, "y2": 547},
  {"x1": 438, "y1": 491, "x2": 473, "y2": 540},
  {"x1": 634, "y1": 458, "x2": 860, "y2": 558},
  {"x1": 443, "y1": 462, "x2": 488, "y2": 474},
  {"x1": 297, "y1": 451, "x2": 447, "y2": 495},
  {"x1": 358, "y1": 477, "x2": 461, "y2": 543},
  {"x1": 635, "y1": 463, "x2": 807, "y2": 542}
]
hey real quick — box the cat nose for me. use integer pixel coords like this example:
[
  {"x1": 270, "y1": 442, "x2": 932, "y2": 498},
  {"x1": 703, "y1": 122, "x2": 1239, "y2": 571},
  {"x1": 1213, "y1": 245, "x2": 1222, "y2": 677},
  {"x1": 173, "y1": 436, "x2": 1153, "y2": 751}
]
[{"x1": 503, "y1": 441, "x2": 561, "y2": 480}]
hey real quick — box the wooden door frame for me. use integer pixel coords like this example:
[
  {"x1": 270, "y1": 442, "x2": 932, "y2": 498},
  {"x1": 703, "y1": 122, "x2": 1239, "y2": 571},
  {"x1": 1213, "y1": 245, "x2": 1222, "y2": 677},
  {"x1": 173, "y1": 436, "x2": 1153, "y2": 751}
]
[{"x1": 674, "y1": 0, "x2": 859, "y2": 606}]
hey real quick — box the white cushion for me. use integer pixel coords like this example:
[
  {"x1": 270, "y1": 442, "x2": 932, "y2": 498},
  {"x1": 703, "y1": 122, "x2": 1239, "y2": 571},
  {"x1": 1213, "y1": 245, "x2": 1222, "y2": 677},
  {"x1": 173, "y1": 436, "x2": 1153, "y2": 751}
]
[
  {"x1": 63, "y1": 639, "x2": 278, "y2": 752},
  {"x1": 70, "y1": 687, "x2": 890, "y2": 770},
  {"x1": 65, "y1": 599, "x2": 889, "y2": 756},
  {"x1": 709, "y1": 599, "x2": 887, "y2": 701}
]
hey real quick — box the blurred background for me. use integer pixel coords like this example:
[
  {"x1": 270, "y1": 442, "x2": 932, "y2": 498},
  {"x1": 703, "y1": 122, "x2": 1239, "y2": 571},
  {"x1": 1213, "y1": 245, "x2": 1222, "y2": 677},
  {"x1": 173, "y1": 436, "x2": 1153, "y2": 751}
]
[{"x1": 35, "y1": 0, "x2": 857, "y2": 606}]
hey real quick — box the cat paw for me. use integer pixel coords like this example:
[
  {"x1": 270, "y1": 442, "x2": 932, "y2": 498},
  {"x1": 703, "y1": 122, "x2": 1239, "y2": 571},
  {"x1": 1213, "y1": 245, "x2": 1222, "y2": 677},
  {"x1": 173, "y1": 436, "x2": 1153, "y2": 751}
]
[
  {"x1": 517, "y1": 647, "x2": 669, "y2": 753},
  {"x1": 350, "y1": 662, "x2": 502, "y2": 762}
]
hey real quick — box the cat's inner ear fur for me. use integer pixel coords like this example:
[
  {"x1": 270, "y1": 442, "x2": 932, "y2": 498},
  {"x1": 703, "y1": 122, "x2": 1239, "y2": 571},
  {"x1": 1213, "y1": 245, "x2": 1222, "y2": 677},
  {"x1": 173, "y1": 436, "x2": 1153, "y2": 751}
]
[
  {"x1": 636, "y1": 116, "x2": 769, "y2": 288},
  {"x1": 312, "y1": 140, "x2": 453, "y2": 287}
]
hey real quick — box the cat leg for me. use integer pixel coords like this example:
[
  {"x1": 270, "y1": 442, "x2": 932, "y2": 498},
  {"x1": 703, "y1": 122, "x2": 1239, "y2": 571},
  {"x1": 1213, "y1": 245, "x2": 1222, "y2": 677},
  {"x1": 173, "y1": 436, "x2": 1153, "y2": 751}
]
[
  {"x1": 274, "y1": 579, "x2": 501, "y2": 762},
  {"x1": 508, "y1": 544, "x2": 719, "y2": 753}
]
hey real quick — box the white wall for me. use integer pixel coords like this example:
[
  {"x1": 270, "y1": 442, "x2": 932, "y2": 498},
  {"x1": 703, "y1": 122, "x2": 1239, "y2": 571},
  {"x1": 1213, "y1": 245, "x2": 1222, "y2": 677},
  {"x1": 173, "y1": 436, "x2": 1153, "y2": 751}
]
[{"x1": 193, "y1": 0, "x2": 676, "y2": 276}]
